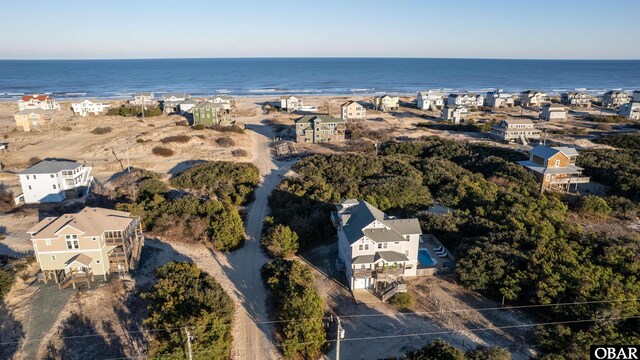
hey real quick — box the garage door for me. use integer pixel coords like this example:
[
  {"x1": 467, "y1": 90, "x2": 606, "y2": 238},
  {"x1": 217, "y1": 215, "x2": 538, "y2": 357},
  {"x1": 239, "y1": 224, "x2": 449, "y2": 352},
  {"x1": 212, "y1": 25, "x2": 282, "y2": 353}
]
[{"x1": 354, "y1": 278, "x2": 367, "y2": 289}]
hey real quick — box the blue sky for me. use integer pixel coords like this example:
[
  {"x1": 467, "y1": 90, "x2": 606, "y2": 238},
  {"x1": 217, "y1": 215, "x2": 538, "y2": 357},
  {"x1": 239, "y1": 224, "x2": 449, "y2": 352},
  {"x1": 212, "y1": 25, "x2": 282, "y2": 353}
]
[{"x1": 1, "y1": 0, "x2": 638, "y2": 60}]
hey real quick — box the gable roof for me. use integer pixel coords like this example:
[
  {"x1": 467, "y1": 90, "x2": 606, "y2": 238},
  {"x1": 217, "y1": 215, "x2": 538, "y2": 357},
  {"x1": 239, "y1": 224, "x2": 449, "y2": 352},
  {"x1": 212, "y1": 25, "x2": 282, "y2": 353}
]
[
  {"x1": 65, "y1": 253, "x2": 93, "y2": 267},
  {"x1": 194, "y1": 101, "x2": 225, "y2": 110},
  {"x1": 134, "y1": 92, "x2": 154, "y2": 97},
  {"x1": 28, "y1": 207, "x2": 135, "y2": 239},
  {"x1": 20, "y1": 94, "x2": 50, "y2": 102},
  {"x1": 294, "y1": 114, "x2": 346, "y2": 125},
  {"x1": 338, "y1": 200, "x2": 421, "y2": 245},
  {"x1": 341, "y1": 100, "x2": 363, "y2": 107},
  {"x1": 20, "y1": 160, "x2": 83, "y2": 175},
  {"x1": 164, "y1": 93, "x2": 189, "y2": 99},
  {"x1": 529, "y1": 145, "x2": 578, "y2": 160}
]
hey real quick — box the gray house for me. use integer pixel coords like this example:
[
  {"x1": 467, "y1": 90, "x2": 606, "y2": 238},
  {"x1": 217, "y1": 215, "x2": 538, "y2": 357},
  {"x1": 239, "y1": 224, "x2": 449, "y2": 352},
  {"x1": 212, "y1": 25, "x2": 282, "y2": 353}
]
[
  {"x1": 490, "y1": 119, "x2": 542, "y2": 144},
  {"x1": 295, "y1": 115, "x2": 346, "y2": 143}
]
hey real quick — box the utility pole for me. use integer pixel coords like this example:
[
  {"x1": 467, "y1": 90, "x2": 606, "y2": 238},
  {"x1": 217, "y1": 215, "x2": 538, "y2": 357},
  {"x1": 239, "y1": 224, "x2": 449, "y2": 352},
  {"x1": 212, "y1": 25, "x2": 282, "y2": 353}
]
[
  {"x1": 185, "y1": 327, "x2": 193, "y2": 360},
  {"x1": 124, "y1": 141, "x2": 130, "y2": 173},
  {"x1": 336, "y1": 316, "x2": 344, "y2": 360}
]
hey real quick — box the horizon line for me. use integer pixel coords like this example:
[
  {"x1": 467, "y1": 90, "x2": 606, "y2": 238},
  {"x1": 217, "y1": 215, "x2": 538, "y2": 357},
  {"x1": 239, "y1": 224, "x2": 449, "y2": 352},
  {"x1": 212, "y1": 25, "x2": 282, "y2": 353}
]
[{"x1": 1, "y1": 56, "x2": 639, "y2": 61}]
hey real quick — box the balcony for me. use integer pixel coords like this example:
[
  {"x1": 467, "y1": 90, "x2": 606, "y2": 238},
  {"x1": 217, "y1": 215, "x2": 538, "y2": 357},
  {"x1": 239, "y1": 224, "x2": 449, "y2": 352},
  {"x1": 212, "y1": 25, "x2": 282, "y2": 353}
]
[{"x1": 550, "y1": 176, "x2": 590, "y2": 185}]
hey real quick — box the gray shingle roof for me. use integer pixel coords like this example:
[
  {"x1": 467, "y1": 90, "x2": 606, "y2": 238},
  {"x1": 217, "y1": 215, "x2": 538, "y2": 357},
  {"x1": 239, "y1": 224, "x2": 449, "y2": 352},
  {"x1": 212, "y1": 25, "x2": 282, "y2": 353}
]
[
  {"x1": 20, "y1": 160, "x2": 83, "y2": 175},
  {"x1": 529, "y1": 146, "x2": 578, "y2": 160},
  {"x1": 338, "y1": 200, "x2": 421, "y2": 245},
  {"x1": 294, "y1": 114, "x2": 346, "y2": 125}
]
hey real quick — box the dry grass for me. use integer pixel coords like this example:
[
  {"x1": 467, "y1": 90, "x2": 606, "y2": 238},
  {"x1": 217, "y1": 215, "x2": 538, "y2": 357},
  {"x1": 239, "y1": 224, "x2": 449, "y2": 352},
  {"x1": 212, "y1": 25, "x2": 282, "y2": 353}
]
[
  {"x1": 160, "y1": 135, "x2": 191, "y2": 144},
  {"x1": 61, "y1": 126, "x2": 72, "y2": 132},
  {"x1": 231, "y1": 149, "x2": 248, "y2": 157},
  {"x1": 216, "y1": 137, "x2": 235, "y2": 147},
  {"x1": 90, "y1": 127, "x2": 112, "y2": 135},
  {"x1": 152, "y1": 146, "x2": 174, "y2": 157}
]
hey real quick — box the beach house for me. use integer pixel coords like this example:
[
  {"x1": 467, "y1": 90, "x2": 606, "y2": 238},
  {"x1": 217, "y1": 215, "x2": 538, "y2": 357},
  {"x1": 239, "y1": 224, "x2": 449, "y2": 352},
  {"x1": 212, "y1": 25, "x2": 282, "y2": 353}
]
[
  {"x1": 341, "y1": 101, "x2": 367, "y2": 120},
  {"x1": 520, "y1": 90, "x2": 547, "y2": 108},
  {"x1": 517, "y1": 146, "x2": 589, "y2": 193},
  {"x1": 485, "y1": 90, "x2": 515, "y2": 108},
  {"x1": 280, "y1": 95, "x2": 303, "y2": 112},
  {"x1": 540, "y1": 103, "x2": 567, "y2": 121},
  {"x1": 416, "y1": 91, "x2": 444, "y2": 110},
  {"x1": 27, "y1": 207, "x2": 144, "y2": 289},
  {"x1": 161, "y1": 93, "x2": 190, "y2": 114},
  {"x1": 130, "y1": 92, "x2": 157, "y2": 107},
  {"x1": 13, "y1": 109, "x2": 51, "y2": 131},
  {"x1": 18, "y1": 94, "x2": 60, "y2": 111},
  {"x1": 619, "y1": 101, "x2": 640, "y2": 120},
  {"x1": 15, "y1": 160, "x2": 93, "y2": 204},
  {"x1": 332, "y1": 199, "x2": 421, "y2": 294},
  {"x1": 602, "y1": 91, "x2": 631, "y2": 108},
  {"x1": 192, "y1": 102, "x2": 227, "y2": 126},
  {"x1": 447, "y1": 93, "x2": 484, "y2": 108},
  {"x1": 441, "y1": 104, "x2": 469, "y2": 124},
  {"x1": 561, "y1": 92, "x2": 591, "y2": 107},
  {"x1": 208, "y1": 96, "x2": 234, "y2": 112},
  {"x1": 372, "y1": 95, "x2": 399, "y2": 112},
  {"x1": 178, "y1": 98, "x2": 198, "y2": 115},
  {"x1": 489, "y1": 119, "x2": 542, "y2": 144},
  {"x1": 634, "y1": 90, "x2": 640, "y2": 102},
  {"x1": 71, "y1": 100, "x2": 111, "y2": 117},
  {"x1": 295, "y1": 114, "x2": 346, "y2": 143}
]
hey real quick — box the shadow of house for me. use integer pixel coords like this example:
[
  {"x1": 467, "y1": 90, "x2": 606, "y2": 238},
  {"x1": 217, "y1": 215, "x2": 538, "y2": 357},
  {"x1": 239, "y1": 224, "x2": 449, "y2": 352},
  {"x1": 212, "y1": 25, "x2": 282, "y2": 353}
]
[
  {"x1": 0, "y1": 302, "x2": 24, "y2": 360},
  {"x1": 44, "y1": 313, "x2": 125, "y2": 360},
  {"x1": 167, "y1": 160, "x2": 208, "y2": 177}
]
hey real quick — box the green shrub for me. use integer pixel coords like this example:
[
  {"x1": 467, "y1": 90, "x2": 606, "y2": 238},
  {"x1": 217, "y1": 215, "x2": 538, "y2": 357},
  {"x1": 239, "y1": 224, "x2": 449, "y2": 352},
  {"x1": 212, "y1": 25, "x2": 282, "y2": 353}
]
[
  {"x1": 151, "y1": 146, "x2": 174, "y2": 157},
  {"x1": 583, "y1": 114, "x2": 627, "y2": 123},
  {"x1": 576, "y1": 195, "x2": 611, "y2": 218},
  {"x1": 261, "y1": 224, "x2": 299, "y2": 258},
  {"x1": 388, "y1": 340, "x2": 511, "y2": 360},
  {"x1": 209, "y1": 204, "x2": 245, "y2": 251},
  {"x1": 142, "y1": 262, "x2": 234, "y2": 359},
  {"x1": 143, "y1": 107, "x2": 162, "y2": 117},
  {"x1": 28, "y1": 157, "x2": 41, "y2": 165},
  {"x1": 594, "y1": 133, "x2": 640, "y2": 149},
  {"x1": 136, "y1": 138, "x2": 145, "y2": 143},
  {"x1": 160, "y1": 135, "x2": 191, "y2": 144},
  {"x1": 192, "y1": 124, "x2": 205, "y2": 130},
  {"x1": 211, "y1": 124, "x2": 244, "y2": 134},
  {"x1": 175, "y1": 120, "x2": 189, "y2": 126},
  {"x1": 90, "y1": 127, "x2": 112, "y2": 135},
  {"x1": 61, "y1": 126, "x2": 72, "y2": 132},
  {"x1": 0, "y1": 268, "x2": 15, "y2": 300},
  {"x1": 389, "y1": 292, "x2": 415, "y2": 310},
  {"x1": 231, "y1": 149, "x2": 248, "y2": 157},
  {"x1": 216, "y1": 137, "x2": 235, "y2": 147}
]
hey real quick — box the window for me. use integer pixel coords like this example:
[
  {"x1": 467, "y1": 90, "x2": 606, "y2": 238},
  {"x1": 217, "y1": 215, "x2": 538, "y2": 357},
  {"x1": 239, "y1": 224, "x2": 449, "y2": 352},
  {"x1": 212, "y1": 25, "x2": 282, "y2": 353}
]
[
  {"x1": 358, "y1": 244, "x2": 363, "y2": 251},
  {"x1": 395, "y1": 241, "x2": 399, "y2": 245},
  {"x1": 364, "y1": 244, "x2": 369, "y2": 250},
  {"x1": 33, "y1": 175, "x2": 36, "y2": 179},
  {"x1": 51, "y1": 255, "x2": 56, "y2": 261},
  {"x1": 45, "y1": 239, "x2": 51, "y2": 246},
  {"x1": 546, "y1": 174, "x2": 551, "y2": 181},
  {"x1": 405, "y1": 250, "x2": 409, "y2": 256},
  {"x1": 26, "y1": 175, "x2": 29, "y2": 180},
  {"x1": 555, "y1": 160, "x2": 560, "y2": 167},
  {"x1": 360, "y1": 264, "x2": 365, "y2": 269},
  {"x1": 28, "y1": 185, "x2": 32, "y2": 190},
  {"x1": 52, "y1": 185, "x2": 56, "y2": 190},
  {"x1": 378, "y1": 243, "x2": 383, "y2": 249},
  {"x1": 50, "y1": 174, "x2": 54, "y2": 178},
  {"x1": 405, "y1": 235, "x2": 410, "y2": 240}
]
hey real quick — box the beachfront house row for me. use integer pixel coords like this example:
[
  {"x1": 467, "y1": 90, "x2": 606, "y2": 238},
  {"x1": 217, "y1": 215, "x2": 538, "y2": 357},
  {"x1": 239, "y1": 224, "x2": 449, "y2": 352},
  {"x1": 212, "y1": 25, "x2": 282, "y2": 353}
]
[
  {"x1": 602, "y1": 91, "x2": 631, "y2": 108},
  {"x1": 341, "y1": 100, "x2": 367, "y2": 120},
  {"x1": 130, "y1": 92, "x2": 157, "y2": 107},
  {"x1": 441, "y1": 104, "x2": 469, "y2": 124},
  {"x1": 517, "y1": 146, "x2": 589, "y2": 193},
  {"x1": 561, "y1": 92, "x2": 591, "y2": 108},
  {"x1": 520, "y1": 90, "x2": 547, "y2": 108},
  {"x1": 208, "y1": 96, "x2": 234, "y2": 111},
  {"x1": 373, "y1": 95, "x2": 399, "y2": 112},
  {"x1": 192, "y1": 102, "x2": 228, "y2": 126},
  {"x1": 71, "y1": 100, "x2": 111, "y2": 117},
  {"x1": 281, "y1": 95, "x2": 303, "y2": 112},
  {"x1": 447, "y1": 93, "x2": 484, "y2": 108},
  {"x1": 14, "y1": 109, "x2": 51, "y2": 132},
  {"x1": 178, "y1": 98, "x2": 198, "y2": 115},
  {"x1": 489, "y1": 119, "x2": 542, "y2": 144},
  {"x1": 416, "y1": 91, "x2": 444, "y2": 110},
  {"x1": 485, "y1": 90, "x2": 515, "y2": 108},
  {"x1": 161, "y1": 93, "x2": 190, "y2": 114},
  {"x1": 634, "y1": 90, "x2": 640, "y2": 102},
  {"x1": 619, "y1": 101, "x2": 640, "y2": 120},
  {"x1": 15, "y1": 160, "x2": 93, "y2": 204},
  {"x1": 295, "y1": 114, "x2": 346, "y2": 143},
  {"x1": 540, "y1": 103, "x2": 567, "y2": 121},
  {"x1": 332, "y1": 199, "x2": 421, "y2": 292},
  {"x1": 28, "y1": 207, "x2": 144, "y2": 289},
  {"x1": 18, "y1": 94, "x2": 61, "y2": 111}
]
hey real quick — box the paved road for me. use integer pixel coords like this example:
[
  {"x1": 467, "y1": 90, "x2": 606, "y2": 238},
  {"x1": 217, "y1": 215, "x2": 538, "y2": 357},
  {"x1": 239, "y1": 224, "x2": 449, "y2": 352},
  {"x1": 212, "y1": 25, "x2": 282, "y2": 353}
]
[{"x1": 226, "y1": 121, "x2": 293, "y2": 360}]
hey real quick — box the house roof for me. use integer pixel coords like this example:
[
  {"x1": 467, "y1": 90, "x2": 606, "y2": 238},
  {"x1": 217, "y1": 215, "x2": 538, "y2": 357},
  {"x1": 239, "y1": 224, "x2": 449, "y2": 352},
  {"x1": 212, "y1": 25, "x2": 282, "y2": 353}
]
[
  {"x1": 20, "y1": 94, "x2": 50, "y2": 102},
  {"x1": 280, "y1": 95, "x2": 298, "y2": 100},
  {"x1": 14, "y1": 108, "x2": 50, "y2": 115},
  {"x1": 338, "y1": 200, "x2": 421, "y2": 245},
  {"x1": 194, "y1": 101, "x2": 225, "y2": 110},
  {"x1": 376, "y1": 251, "x2": 409, "y2": 263},
  {"x1": 65, "y1": 253, "x2": 93, "y2": 267},
  {"x1": 294, "y1": 114, "x2": 346, "y2": 125},
  {"x1": 134, "y1": 92, "x2": 153, "y2": 97},
  {"x1": 210, "y1": 95, "x2": 232, "y2": 101},
  {"x1": 544, "y1": 103, "x2": 565, "y2": 109},
  {"x1": 529, "y1": 145, "x2": 578, "y2": 160},
  {"x1": 180, "y1": 99, "x2": 198, "y2": 105},
  {"x1": 501, "y1": 119, "x2": 534, "y2": 126},
  {"x1": 28, "y1": 207, "x2": 135, "y2": 239},
  {"x1": 20, "y1": 160, "x2": 83, "y2": 175},
  {"x1": 517, "y1": 160, "x2": 584, "y2": 175},
  {"x1": 341, "y1": 100, "x2": 363, "y2": 107},
  {"x1": 164, "y1": 93, "x2": 189, "y2": 99}
]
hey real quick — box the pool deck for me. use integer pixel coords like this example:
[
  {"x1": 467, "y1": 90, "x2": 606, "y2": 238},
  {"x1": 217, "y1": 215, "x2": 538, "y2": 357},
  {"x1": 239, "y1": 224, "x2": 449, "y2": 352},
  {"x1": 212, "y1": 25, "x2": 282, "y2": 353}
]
[{"x1": 418, "y1": 234, "x2": 454, "y2": 272}]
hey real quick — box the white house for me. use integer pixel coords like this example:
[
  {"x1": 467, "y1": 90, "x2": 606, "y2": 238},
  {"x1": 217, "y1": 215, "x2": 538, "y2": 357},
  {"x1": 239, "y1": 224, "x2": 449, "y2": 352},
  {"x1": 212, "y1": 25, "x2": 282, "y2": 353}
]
[
  {"x1": 208, "y1": 96, "x2": 234, "y2": 111},
  {"x1": 18, "y1": 94, "x2": 60, "y2": 111},
  {"x1": 162, "y1": 93, "x2": 190, "y2": 114},
  {"x1": 447, "y1": 93, "x2": 484, "y2": 108},
  {"x1": 520, "y1": 90, "x2": 547, "y2": 108},
  {"x1": 489, "y1": 119, "x2": 542, "y2": 144},
  {"x1": 280, "y1": 95, "x2": 303, "y2": 112},
  {"x1": 602, "y1": 91, "x2": 631, "y2": 108},
  {"x1": 130, "y1": 92, "x2": 156, "y2": 107},
  {"x1": 441, "y1": 104, "x2": 469, "y2": 124},
  {"x1": 634, "y1": 90, "x2": 640, "y2": 102},
  {"x1": 416, "y1": 91, "x2": 444, "y2": 110},
  {"x1": 178, "y1": 99, "x2": 198, "y2": 115},
  {"x1": 71, "y1": 100, "x2": 110, "y2": 117},
  {"x1": 485, "y1": 90, "x2": 514, "y2": 108},
  {"x1": 16, "y1": 160, "x2": 93, "y2": 204},
  {"x1": 619, "y1": 102, "x2": 640, "y2": 120},
  {"x1": 561, "y1": 92, "x2": 591, "y2": 108},
  {"x1": 332, "y1": 199, "x2": 421, "y2": 291},
  {"x1": 540, "y1": 103, "x2": 566, "y2": 121}
]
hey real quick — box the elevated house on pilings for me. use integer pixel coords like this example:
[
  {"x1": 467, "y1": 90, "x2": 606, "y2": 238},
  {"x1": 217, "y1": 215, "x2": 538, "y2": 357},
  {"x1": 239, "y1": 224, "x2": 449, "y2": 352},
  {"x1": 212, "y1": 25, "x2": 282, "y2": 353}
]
[{"x1": 28, "y1": 207, "x2": 144, "y2": 290}]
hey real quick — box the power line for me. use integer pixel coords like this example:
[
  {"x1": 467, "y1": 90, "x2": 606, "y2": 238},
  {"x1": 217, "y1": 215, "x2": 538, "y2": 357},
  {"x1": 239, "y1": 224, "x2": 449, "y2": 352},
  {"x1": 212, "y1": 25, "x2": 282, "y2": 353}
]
[
  {"x1": 1, "y1": 298, "x2": 636, "y2": 346},
  {"x1": 98, "y1": 315, "x2": 640, "y2": 360}
]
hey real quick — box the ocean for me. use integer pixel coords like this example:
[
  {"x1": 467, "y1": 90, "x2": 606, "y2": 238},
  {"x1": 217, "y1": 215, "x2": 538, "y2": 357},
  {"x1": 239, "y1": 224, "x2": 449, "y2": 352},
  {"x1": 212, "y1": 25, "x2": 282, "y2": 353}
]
[{"x1": 0, "y1": 58, "x2": 639, "y2": 100}]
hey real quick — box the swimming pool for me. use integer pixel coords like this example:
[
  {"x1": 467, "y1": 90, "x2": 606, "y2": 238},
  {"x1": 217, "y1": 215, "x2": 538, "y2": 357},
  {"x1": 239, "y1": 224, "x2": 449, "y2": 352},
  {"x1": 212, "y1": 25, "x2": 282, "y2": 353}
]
[{"x1": 418, "y1": 248, "x2": 438, "y2": 267}]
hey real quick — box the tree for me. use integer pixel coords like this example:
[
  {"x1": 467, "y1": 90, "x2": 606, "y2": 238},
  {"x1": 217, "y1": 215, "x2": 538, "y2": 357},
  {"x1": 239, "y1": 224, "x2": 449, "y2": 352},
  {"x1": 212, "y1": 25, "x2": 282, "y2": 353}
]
[
  {"x1": 576, "y1": 195, "x2": 611, "y2": 218},
  {"x1": 261, "y1": 224, "x2": 299, "y2": 258},
  {"x1": 398, "y1": 339, "x2": 465, "y2": 360},
  {"x1": 210, "y1": 205, "x2": 245, "y2": 251},
  {"x1": 0, "y1": 268, "x2": 15, "y2": 300},
  {"x1": 466, "y1": 347, "x2": 511, "y2": 360}
]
